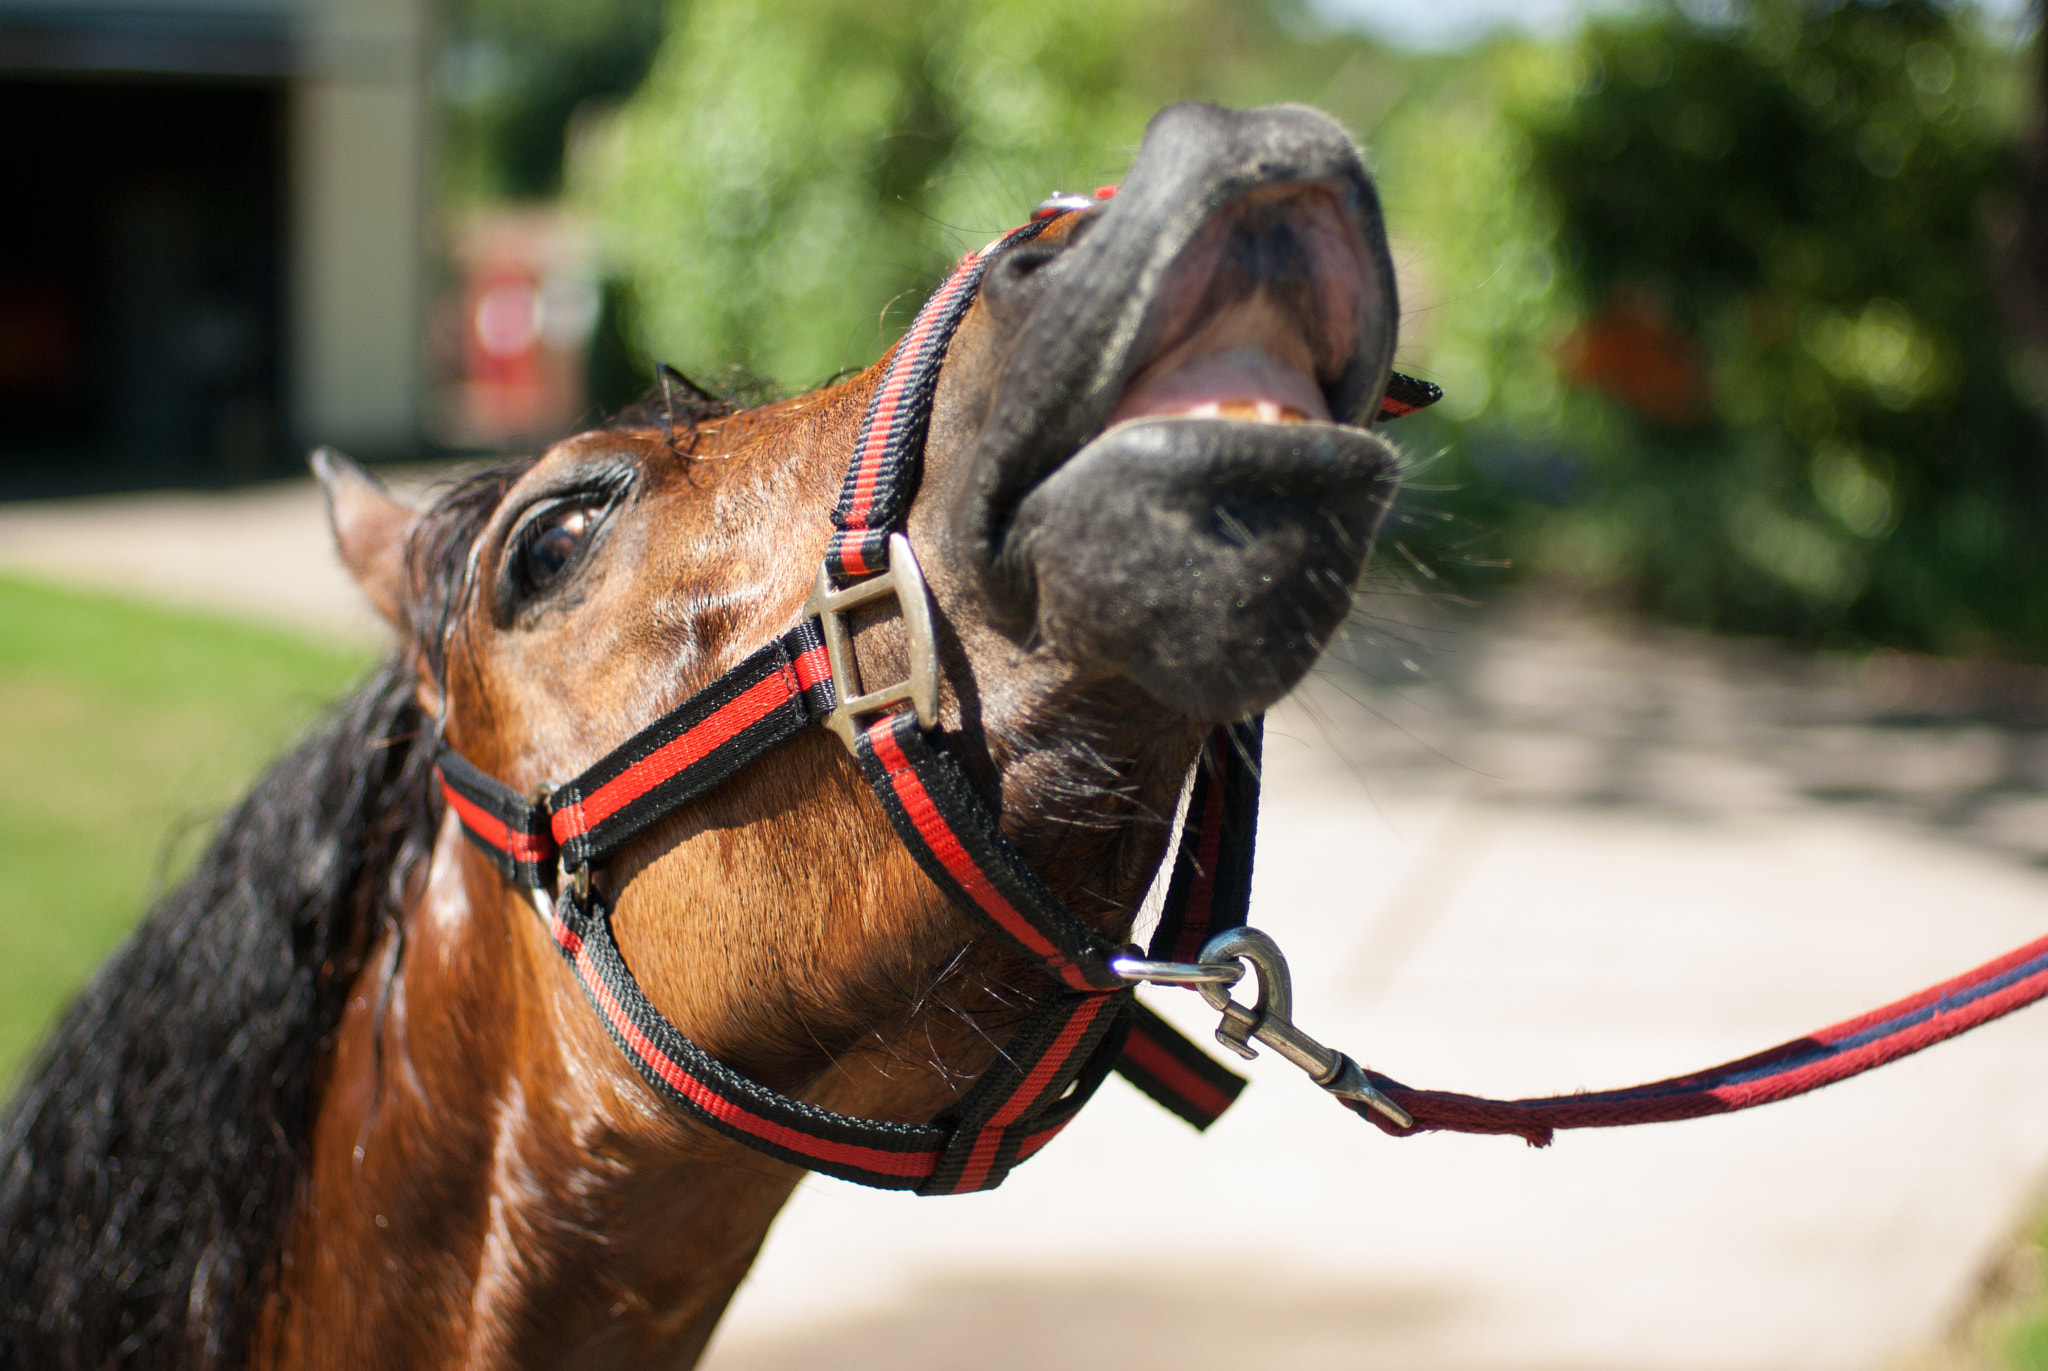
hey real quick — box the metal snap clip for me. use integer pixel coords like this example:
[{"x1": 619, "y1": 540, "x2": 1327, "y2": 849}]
[{"x1": 1195, "y1": 927, "x2": 1413, "y2": 1129}]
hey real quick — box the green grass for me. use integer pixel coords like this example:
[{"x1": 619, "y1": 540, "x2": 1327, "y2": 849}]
[
  {"x1": 2012, "y1": 1318, "x2": 2048, "y2": 1371},
  {"x1": 2005, "y1": 1227, "x2": 2048, "y2": 1371},
  {"x1": 0, "y1": 574, "x2": 374, "y2": 1087}
]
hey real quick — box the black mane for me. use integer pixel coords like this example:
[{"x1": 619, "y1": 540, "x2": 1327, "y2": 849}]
[{"x1": 0, "y1": 464, "x2": 524, "y2": 1369}]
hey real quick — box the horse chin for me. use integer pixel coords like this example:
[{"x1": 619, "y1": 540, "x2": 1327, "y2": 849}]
[{"x1": 1002, "y1": 414, "x2": 1396, "y2": 723}]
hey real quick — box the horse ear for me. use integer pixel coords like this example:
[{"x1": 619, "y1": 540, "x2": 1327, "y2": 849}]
[{"x1": 311, "y1": 447, "x2": 415, "y2": 631}]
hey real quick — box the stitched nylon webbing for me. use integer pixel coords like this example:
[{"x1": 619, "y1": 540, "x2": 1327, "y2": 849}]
[
  {"x1": 438, "y1": 621, "x2": 832, "y2": 881},
  {"x1": 438, "y1": 749, "x2": 557, "y2": 888},
  {"x1": 852, "y1": 711, "x2": 1124, "y2": 994},
  {"x1": 1356, "y1": 931, "x2": 2048, "y2": 1147},
  {"x1": 550, "y1": 622, "x2": 833, "y2": 870},
  {"x1": 1118, "y1": 999, "x2": 1247, "y2": 1130},
  {"x1": 1149, "y1": 719, "x2": 1264, "y2": 965},
  {"x1": 543, "y1": 860, "x2": 1134, "y2": 1192},
  {"x1": 826, "y1": 218, "x2": 1055, "y2": 581},
  {"x1": 549, "y1": 886, "x2": 951, "y2": 1188}
]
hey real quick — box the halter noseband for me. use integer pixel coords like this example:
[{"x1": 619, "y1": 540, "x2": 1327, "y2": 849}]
[{"x1": 433, "y1": 193, "x2": 1439, "y2": 1194}]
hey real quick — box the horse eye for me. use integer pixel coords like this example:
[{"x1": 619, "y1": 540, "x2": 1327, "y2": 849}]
[{"x1": 520, "y1": 504, "x2": 598, "y2": 592}]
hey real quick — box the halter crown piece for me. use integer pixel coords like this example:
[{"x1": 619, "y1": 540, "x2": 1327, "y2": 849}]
[{"x1": 436, "y1": 189, "x2": 2048, "y2": 1187}]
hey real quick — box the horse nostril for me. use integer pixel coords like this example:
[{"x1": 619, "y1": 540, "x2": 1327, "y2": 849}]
[
  {"x1": 1004, "y1": 246, "x2": 1060, "y2": 276},
  {"x1": 980, "y1": 244, "x2": 1062, "y2": 324}
]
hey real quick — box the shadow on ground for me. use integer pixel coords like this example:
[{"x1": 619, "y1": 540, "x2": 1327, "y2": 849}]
[
  {"x1": 707, "y1": 1270, "x2": 1470, "y2": 1371},
  {"x1": 1317, "y1": 593, "x2": 2048, "y2": 864}
]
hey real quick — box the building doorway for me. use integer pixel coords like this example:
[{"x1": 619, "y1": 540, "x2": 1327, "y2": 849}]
[{"x1": 0, "y1": 78, "x2": 287, "y2": 495}]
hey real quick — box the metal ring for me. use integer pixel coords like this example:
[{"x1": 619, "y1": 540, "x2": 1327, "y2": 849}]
[{"x1": 1108, "y1": 954, "x2": 1246, "y2": 987}]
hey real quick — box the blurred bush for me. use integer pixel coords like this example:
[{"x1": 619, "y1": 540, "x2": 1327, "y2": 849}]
[
  {"x1": 439, "y1": 0, "x2": 667, "y2": 201},
  {"x1": 572, "y1": 0, "x2": 1401, "y2": 389},
  {"x1": 534, "y1": 0, "x2": 2048, "y2": 659},
  {"x1": 1388, "y1": 0, "x2": 2047, "y2": 657}
]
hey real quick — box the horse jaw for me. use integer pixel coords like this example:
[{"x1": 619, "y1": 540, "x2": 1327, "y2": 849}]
[{"x1": 313, "y1": 447, "x2": 417, "y2": 633}]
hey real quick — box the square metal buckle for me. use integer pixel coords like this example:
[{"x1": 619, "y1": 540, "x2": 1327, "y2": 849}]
[{"x1": 802, "y1": 532, "x2": 940, "y2": 753}]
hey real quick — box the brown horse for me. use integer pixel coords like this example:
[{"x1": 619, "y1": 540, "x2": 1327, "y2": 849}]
[{"x1": 0, "y1": 102, "x2": 1403, "y2": 1368}]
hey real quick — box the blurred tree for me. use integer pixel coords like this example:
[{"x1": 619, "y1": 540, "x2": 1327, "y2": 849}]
[
  {"x1": 574, "y1": 0, "x2": 1393, "y2": 389},
  {"x1": 1540, "y1": 0, "x2": 2037, "y2": 649},
  {"x1": 1993, "y1": 0, "x2": 2048, "y2": 375},
  {"x1": 1389, "y1": 1, "x2": 2047, "y2": 658},
  {"x1": 439, "y1": 0, "x2": 668, "y2": 201}
]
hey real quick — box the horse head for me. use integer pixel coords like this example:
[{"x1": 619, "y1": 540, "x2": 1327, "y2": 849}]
[{"x1": 297, "y1": 101, "x2": 1402, "y2": 1363}]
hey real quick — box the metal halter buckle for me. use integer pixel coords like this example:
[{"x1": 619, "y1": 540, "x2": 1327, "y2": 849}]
[{"x1": 803, "y1": 532, "x2": 940, "y2": 753}]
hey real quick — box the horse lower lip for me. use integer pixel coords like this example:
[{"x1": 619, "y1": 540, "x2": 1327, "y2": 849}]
[{"x1": 1004, "y1": 416, "x2": 1396, "y2": 722}]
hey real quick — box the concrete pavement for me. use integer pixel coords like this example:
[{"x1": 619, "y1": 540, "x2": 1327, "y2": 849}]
[{"x1": 0, "y1": 475, "x2": 439, "y2": 645}]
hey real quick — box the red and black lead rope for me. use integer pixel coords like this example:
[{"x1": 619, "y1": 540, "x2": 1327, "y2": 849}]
[{"x1": 1356, "y1": 930, "x2": 2048, "y2": 1147}]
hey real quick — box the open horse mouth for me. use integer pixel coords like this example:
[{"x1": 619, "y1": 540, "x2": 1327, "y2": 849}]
[{"x1": 953, "y1": 103, "x2": 1401, "y2": 723}]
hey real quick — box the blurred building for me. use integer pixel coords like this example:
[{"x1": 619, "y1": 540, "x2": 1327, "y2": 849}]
[{"x1": 0, "y1": 0, "x2": 429, "y2": 494}]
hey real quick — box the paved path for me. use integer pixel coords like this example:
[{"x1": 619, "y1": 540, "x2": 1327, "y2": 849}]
[
  {"x1": 4, "y1": 486, "x2": 2046, "y2": 1368},
  {"x1": 0, "y1": 477, "x2": 430, "y2": 645}
]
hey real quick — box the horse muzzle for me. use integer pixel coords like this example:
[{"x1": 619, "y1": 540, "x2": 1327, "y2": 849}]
[{"x1": 952, "y1": 101, "x2": 1402, "y2": 723}]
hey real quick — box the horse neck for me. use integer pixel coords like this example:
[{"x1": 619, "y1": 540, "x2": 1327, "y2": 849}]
[{"x1": 254, "y1": 817, "x2": 805, "y2": 1370}]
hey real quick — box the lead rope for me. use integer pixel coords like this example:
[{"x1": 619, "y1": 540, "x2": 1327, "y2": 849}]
[{"x1": 1124, "y1": 919, "x2": 2048, "y2": 1147}]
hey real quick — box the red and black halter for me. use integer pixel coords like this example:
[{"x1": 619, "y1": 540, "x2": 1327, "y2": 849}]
[{"x1": 434, "y1": 198, "x2": 1436, "y2": 1195}]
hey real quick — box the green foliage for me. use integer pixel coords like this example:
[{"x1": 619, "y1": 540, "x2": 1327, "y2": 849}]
[
  {"x1": 0, "y1": 577, "x2": 370, "y2": 1085},
  {"x1": 576, "y1": 0, "x2": 1387, "y2": 389},
  {"x1": 1393, "y1": 1, "x2": 2045, "y2": 656},
  {"x1": 2012, "y1": 1305, "x2": 2048, "y2": 1371},
  {"x1": 440, "y1": 0, "x2": 667, "y2": 200},
  {"x1": 1995, "y1": 1214, "x2": 2048, "y2": 1369},
  {"x1": 1362, "y1": 41, "x2": 1587, "y2": 585}
]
